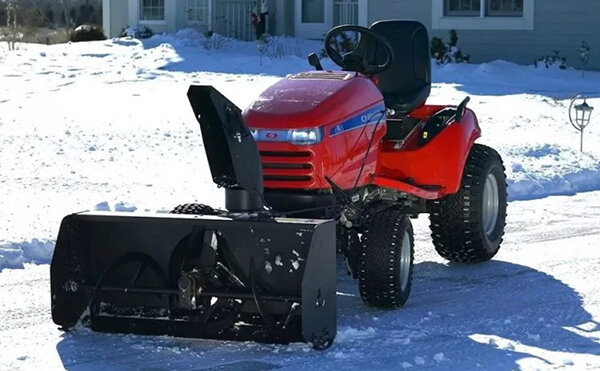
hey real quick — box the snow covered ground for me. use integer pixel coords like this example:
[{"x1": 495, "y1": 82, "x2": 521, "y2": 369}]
[
  {"x1": 2, "y1": 194, "x2": 600, "y2": 370},
  {"x1": 1, "y1": 30, "x2": 600, "y2": 370}
]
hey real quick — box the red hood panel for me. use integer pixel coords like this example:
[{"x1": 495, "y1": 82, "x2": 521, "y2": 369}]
[{"x1": 243, "y1": 72, "x2": 384, "y2": 129}]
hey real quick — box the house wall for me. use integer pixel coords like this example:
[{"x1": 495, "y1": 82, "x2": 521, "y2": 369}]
[
  {"x1": 368, "y1": 0, "x2": 600, "y2": 71},
  {"x1": 175, "y1": 0, "x2": 187, "y2": 30},
  {"x1": 107, "y1": 0, "x2": 129, "y2": 37},
  {"x1": 275, "y1": 0, "x2": 294, "y2": 36}
]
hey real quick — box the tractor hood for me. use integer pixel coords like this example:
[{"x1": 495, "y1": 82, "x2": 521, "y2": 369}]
[{"x1": 243, "y1": 71, "x2": 384, "y2": 130}]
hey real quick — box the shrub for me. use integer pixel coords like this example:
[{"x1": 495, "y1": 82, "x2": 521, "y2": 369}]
[
  {"x1": 267, "y1": 40, "x2": 285, "y2": 59},
  {"x1": 534, "y1": 50, "x2": 567, "y2": 70},
  {"x1": 431, "y1": 37, "x2": 445, "y2": 61},
  {"x1": 120, "y1": 25, "x2": 154, "y2": 39},
  {"x1": 23, "y1": 8, "x2": 45, "y2": 29},
  {"x1": 70, "y1": 24, "x2": 106, "y2": 42},
  {"x1": 431, "y1": 29, "x2": 470, "y2": 65},
  {"x1": 201, "y1": 31, "x2": 228, "y2": 50}
]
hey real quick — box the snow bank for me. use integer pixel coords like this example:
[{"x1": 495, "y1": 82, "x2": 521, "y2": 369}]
[
  {"x1": 433, "y1": 59, "x2": 600, "y2": 97},
  {"x1": 506, "y1": 144, "x2": 600, "y2": 200},
  {"x1": 139, "y1": 31, "x2": 336, "y2": 75},
  {"x1": 0, "y1": 239, "x2": 55, "y2": 271}
]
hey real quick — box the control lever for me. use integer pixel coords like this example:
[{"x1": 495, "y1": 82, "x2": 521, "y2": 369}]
[
  {"x1": 455, "y1": 96, "x2": 471, "y2": 122},
  {"x1": 308, "y1": 53, "x2": 324, "y2": 71}
]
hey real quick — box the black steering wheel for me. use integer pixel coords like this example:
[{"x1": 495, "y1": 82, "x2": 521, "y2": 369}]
[{"x1": 324, "y1": 25, "x2": 394, "y2": 75}]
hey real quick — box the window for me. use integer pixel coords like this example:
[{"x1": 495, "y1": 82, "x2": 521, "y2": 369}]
[
  {"x1": 433, "y1": 0, "x2": 534, "y2": 30},
  {"x1": 445, "y1": 0, "x2": 481, "y2": 16},
  {"x1": 302, "y1": 0, "x2": 324, "y2": 23},
  {"x1": 444, "y1": 0, "x2": 524, "y2": 17},
  {"x1": 140, "y1": 0, "x2": 164, "y2": 21},
  {"x1": 487, "y1": 0, "x2": 523, "y2": 17}
]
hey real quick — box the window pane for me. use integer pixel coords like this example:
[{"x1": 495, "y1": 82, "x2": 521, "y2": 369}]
[
  {"x1": 487, "y1": 0, "x2": 523, "y2": 17},
  {"x1": 302, "y1": 0, "x2": 324, "y2": 23},
  {"x1": 445, "y1": 0, "x2": 480, "y2": 16},
  {"x1": 140, "y1": 0, "x2": 164, "y2": 20}
]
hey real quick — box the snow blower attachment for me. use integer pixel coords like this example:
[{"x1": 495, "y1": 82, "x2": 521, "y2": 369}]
[{"x1": 50, "y1": 85, "x2": 337, "y2": 349}]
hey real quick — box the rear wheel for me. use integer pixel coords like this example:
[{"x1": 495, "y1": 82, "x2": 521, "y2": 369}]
[
  {"x1": 358, "y1": 208, "x2": 414, "y2": 308},
  {"x1": 429, "y1": 144, "x2": 507, "y2": 263},
  {"x1": 170, "y1": 203, "x2": 217, "y2": 215}
]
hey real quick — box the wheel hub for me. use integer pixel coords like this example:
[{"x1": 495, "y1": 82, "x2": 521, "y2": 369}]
[
  {"x1": 482, "y1": 173, "x2": 499, "y2": 238},
  {"x1": 400, "y1": 231, "x2": 411, "y2": 291}
]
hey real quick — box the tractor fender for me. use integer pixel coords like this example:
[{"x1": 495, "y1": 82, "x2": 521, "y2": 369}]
[{"x1": 376, "y1": 107, "x2": 481, "y2": 196}]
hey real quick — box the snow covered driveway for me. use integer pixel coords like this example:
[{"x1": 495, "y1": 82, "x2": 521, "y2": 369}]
[
  {"x1": 1, "y1": 31, "x2": 600, "y2": 370},
  {"x1": 1, "y1": 192, "x2": 600, "y2": 370}
]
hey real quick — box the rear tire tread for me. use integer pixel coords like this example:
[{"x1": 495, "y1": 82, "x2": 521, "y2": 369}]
[{"x1": 429, "y1": 144, "x2": 507, "y2": 263}]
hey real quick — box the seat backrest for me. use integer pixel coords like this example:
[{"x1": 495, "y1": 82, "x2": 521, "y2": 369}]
[{"x1": 369, "y1": 20, "x2": 431, "y2": 112}]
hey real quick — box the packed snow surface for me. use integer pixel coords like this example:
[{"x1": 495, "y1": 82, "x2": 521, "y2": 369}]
[{"x1": 1, "y1": 30, "x2": 600, "y2": 370}]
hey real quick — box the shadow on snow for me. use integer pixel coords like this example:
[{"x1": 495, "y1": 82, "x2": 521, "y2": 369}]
[{"x1": 55, "y1": 259, "x2": 600, "y2": 370}]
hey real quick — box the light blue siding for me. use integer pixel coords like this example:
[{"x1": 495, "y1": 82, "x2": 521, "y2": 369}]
[{"x1": 368, "y1": 0, "x2": 600, "y2": 70}]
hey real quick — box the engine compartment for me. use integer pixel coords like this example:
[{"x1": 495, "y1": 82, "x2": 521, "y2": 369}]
[{"x1": 244, "y1": 72, "x2": 387, "y2": 190}]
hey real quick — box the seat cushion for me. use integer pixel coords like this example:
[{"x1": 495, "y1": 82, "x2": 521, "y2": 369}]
[{"x1": 383, "y1": 85, "x2": 431, "y2": 113}]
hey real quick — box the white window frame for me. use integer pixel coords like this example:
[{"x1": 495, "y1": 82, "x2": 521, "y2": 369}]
[
  {"x1": 139, "y1": 0, "x2": 166, "y2": 24},
  {"x1": 432, "y1": 0, "x2": 534, "y2": 30}
]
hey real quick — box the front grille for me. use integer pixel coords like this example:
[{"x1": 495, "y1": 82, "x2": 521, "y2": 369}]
[
  {"x1": 260, "y1": 151, "x2": 314, "y2": 186},
  {"x1": 264, "y1": 175, "x2": 312, "y2": 182},
  {"x1": 260, "y1": 151, "x2": 311, "y2": 158}
]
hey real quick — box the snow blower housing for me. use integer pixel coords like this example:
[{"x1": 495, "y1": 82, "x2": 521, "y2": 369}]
[
  {"x1": 51, "y1": 86, "x2": 337, "y2": 348},
  {"x1": 51, "y1": 20, "x2": 507, "y2": 349}
]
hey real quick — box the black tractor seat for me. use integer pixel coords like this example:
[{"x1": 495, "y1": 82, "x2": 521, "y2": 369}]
[{"x1": 370, "y1": 20, "x2": 431, "y2": 113}]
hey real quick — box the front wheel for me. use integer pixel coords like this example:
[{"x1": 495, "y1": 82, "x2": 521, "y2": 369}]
[
  {"x1": 358, "y1": 208, "x2": 414, "y2": 308},
  {"x1": 170, "y1": 203, "x2": 217, "y2": 215},
  {"x1": 429, "y1": 144, "x2": 507, "y2": 263}
]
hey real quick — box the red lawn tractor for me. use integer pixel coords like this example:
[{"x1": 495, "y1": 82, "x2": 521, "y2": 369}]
[{"x1": 51, "y1": 21, "x2": 507, "y2": 349}]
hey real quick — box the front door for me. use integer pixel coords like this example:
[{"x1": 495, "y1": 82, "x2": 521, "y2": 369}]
[
  {"x1": 187, "y1": 0, "x2": 212, "y2": 28},
  {"x1": 294, "y1": 0, "x2": 333, "y2": 39}
]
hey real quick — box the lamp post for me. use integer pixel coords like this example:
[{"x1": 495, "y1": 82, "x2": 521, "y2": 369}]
[{"x1": 569, "y1": 95, "x2": 594, "y2": 152}]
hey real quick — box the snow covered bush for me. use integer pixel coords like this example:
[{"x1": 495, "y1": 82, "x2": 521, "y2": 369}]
[
  {"x1": 431, "y1": 30, "x2": 470, "y2": 65},
  {"x1": 70, "y1": 24, "x2": 106, "y2": 42},
  {"x1": 120, "y1": 25, "x2": 154, "y2": 39},
  {"x1": 534, "y1": 50, "x2": 568, "y2": 70},
  {"x1": 201, "y1": 31, "x2": 229, "y2": 50}
]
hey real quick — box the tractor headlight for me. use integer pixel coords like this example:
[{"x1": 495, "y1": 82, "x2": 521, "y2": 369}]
[
  {"x1": 290, "y1": 128, "x2": 323, "y2": 145},
  {"x1": 250, "y1": 127, "x2": 324, "y2": 145}
]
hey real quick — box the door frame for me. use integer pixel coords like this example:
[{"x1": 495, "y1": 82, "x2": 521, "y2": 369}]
[{"x1": 294, "y1": 0, "x2": 333, "y2": 39}]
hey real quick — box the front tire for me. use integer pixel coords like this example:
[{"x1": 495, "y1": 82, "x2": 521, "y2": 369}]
[
  {"x1": 170, "y1": 203, "x2": 217, "y2": 215},
  {"x1": 429, "y1": 144, "x2": 507, "y2": 263},
  {"x1": 358, "y1": 208, "x2": 414, "y2": 308}
]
